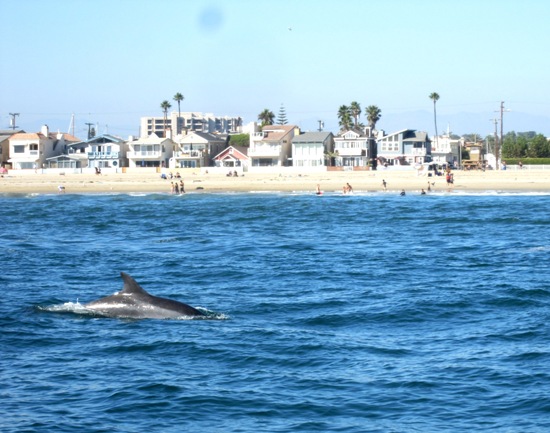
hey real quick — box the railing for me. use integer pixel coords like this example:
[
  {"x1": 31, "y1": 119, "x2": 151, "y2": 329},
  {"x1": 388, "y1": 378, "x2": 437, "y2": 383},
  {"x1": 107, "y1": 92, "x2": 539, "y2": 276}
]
[
  {"x1": 88, "y1": 151, "x2": 120, "y2": 159},
  {"x1": 127, "y1": 151, "x2": 162, "y2": 158},
  {"x1": 411, "y1": 148, "x2": 427, "y2": 156},
  {"x1": 174, "y1": 151, "x2": 202, "y2": 158},
  {"x1": 248, "y1": 146, "x2": 280, "y2": 157},
  {"x1": 333, "y1": 149, "x2": 366, "y2": 156}
]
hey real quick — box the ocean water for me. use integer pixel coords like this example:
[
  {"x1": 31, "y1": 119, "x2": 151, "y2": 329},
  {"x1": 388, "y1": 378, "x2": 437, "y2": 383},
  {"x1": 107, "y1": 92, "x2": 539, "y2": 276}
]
[{"x1": 1, "y1": 190, "x2": 550, "y2": 432}]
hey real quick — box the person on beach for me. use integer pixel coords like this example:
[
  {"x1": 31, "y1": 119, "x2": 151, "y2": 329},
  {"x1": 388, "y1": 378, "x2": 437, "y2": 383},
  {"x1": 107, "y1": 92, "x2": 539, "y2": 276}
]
[
  {"x1": 427, "y1": 181, "x2": 432, "y2": 192},
  {"x1": 343, "y1": 183, "x2": 353, "y2": 194},
  {"x1": 179, "y1": 180, "x2": 185, "y2": 194},
  {"x1": 58, "y1": 185, "x2": 65, "y2": 193},
  {"x1": 400, "y1": 189, "x2": 406, "y2": 196},
  {"x1": 421, "y1": 188, "x2": 426, "y2": 195},
  {"x1": 170, "y1": 182, "x2": 175, "y2": 194},
  {"x1": 174, "y1": 182, "x2": 179, "y2": 194},
  {"x1": 316, "y1": 184, "x2": 322, "y2": 195},
  {"x1": 382, "y1": 179, "x2": 387, "y2": 191}
]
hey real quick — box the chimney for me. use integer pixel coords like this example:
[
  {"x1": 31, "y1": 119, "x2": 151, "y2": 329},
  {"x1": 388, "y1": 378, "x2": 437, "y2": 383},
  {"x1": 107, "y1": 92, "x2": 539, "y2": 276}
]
[{"x1": 41, "y1": 124, "x2": 49, "y2": 137}]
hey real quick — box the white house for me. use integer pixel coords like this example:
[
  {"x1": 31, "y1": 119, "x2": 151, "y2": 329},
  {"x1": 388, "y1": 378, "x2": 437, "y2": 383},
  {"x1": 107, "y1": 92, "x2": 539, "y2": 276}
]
[
  {"x1": 8, "y1": 125, "x2": 80, "y2": 169},
  {"x1": 430, "y1": 133, "x2": 463, "y2": 167},
  {"x1": 127, "y1": 133, "x2": 174, "y2": 168},
  {"x1": 333, "y1": 129, "x2": 370, "y2": 167},
  {"x1": 291, "y1": 131, "x2": 334, "y2": 168},
  {"x1": 171, "y1": 131, "x2": 226, "y2": 169},
  {"x1": 248, "y1": 124, "x2": 299, "y2": 168}
]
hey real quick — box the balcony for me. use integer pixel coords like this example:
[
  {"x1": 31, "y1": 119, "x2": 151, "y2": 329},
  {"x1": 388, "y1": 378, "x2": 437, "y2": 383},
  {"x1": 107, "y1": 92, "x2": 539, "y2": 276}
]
[
  {"x1": 127, "y1": 151, "x2": 162, "y2": 159},
  {"x1": 174, "y1": 150, "x2": 202, "y2": 158},
  {"x1": 248, "y1": 145, "x2": 280, "y2": 157},
  {"x1": 88, "y1": 151, "x2": 120, "y2": 159},
  {"x1": 334, "y1": 148, "x2": 367, "y2": 157},
  {"x1": 410, "y1": 148, "x2": 427, "y2": 156}
]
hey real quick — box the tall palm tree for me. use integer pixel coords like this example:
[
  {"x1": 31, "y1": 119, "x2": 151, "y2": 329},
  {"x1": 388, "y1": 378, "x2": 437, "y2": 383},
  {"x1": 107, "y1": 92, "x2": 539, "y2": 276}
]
[
  {"x1": 173, "y1": 93, "x2": 184, "y2": 134},
  {"x1": 337, "y1": 105, "x2": 352, "y2": 131},
  {"x1": 258, "y1": 108, "x2": 275, "y2": 127},
  {"x1": 429, "y1": 92, "x2": 440, "y2": 149},
  {"x1": 160, "y1": 100, "x2": 172, "y2": 137},
  {"x1": 349, "y1": 101, "x2": 361, "y2": 128},
  {"x1": 365, "y1": 105, "x2": 382, "y2": 135}
]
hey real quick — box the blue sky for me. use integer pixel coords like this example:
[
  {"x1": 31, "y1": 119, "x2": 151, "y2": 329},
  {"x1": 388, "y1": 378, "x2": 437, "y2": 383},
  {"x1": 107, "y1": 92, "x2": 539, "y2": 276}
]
[{"x1": 2, "y1": 0, "x2": 550, "y2": 138}]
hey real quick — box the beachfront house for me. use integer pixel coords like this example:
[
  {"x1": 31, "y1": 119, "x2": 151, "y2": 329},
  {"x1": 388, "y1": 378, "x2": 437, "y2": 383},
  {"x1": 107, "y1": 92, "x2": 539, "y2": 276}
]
[
  {"x1": 127, "y1": 133, "x2": 174, "y2": 168},
  {"x1": 171, "y1": 131, "x2": 226, "y2": 169},
  {"x1": 291, "y1": 131, "x2": 334, "y2": 169},
  {"x1": 376, "y1": 129, "x2": 432, "y2": 166},
  {"x1": 333, "y1": 129, "x2": 370, "y2": 167},
  {"x1": 59, "y1": 134, "x2": 128, "y2": 170},
  {"x1": 8, "y1": 125, "x2": 80, "y2": 170},
  {"x1": 0, "y1": 129, "x2": 24, "y2": 168},
  {"x1": 248, "y1": 124, "x2": 299, "y2": 169},
  {"x1": 431, "y1": 133, "x2": 464, "y2": 168},
  {"x1": 212, "y1": 145, "x2": 249, "y2": 174}
]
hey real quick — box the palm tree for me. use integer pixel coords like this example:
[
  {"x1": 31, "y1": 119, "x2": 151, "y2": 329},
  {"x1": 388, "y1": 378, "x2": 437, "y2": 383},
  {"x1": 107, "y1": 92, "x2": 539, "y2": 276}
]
[
  {"x1": 337, "y1": 105, "x2": 352, "y2": 131},
  {"x1": 429, "y1": 92, "x2": 440, "y2": 149},
  {"x1": 160, "y1": 100, "x2": 172, "y2": 137},
  {"x1": 258, "y1": 108, "x2": 275, "y2": 127},
  {"x1": 173, "y1": 93, "x2": 184, "y2": 134},
  {"x1": 365, "y1": 105, "x2": 382, "y2": 135},
  {"x1": 349, "y1": 101, "x2": 361, "y2": 128}
]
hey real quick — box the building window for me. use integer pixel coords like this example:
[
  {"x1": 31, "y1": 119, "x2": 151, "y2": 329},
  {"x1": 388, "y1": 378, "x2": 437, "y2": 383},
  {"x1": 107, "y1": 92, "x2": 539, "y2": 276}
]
[{"x1": 14, "y1": 145, "x2": 25, "y2": 153}]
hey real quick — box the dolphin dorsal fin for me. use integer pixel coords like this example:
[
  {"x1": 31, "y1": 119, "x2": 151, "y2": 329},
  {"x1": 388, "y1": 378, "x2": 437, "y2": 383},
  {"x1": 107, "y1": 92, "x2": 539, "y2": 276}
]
[{"x1": 120, "y1": 272, "x2": 150, "y2": 297}]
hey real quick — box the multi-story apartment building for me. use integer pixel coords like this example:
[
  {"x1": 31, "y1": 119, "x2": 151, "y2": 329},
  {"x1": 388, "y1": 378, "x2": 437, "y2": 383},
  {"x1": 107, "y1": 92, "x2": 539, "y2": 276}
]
[{"x1": 140, "y1": 112, "x2": 242, "y2": 137}]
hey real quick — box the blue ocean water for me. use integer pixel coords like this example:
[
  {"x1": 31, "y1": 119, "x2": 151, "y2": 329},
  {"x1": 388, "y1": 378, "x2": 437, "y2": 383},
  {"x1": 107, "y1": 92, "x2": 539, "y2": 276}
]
[{"x1": 1, "y1": 191, "x2": 550, "y2": 432}]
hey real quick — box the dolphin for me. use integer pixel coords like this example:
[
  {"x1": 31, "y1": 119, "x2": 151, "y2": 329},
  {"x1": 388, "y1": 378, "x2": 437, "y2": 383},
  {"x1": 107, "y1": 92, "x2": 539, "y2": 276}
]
[{"x1": 84, "y1": 272, "x2": 205, "y2": 319}]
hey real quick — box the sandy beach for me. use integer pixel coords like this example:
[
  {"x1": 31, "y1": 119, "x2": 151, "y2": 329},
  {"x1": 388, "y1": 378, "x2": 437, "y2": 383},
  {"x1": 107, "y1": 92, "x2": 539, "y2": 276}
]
[{"x1": 1, "y1": 168, "x2": 549, "y2": 195}]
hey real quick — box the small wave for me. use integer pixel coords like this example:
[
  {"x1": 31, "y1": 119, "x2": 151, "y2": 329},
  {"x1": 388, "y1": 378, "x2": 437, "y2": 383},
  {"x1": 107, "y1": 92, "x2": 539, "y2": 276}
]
[{"x1": 38, "y1": 302, "x2": 228, "y2": 320}]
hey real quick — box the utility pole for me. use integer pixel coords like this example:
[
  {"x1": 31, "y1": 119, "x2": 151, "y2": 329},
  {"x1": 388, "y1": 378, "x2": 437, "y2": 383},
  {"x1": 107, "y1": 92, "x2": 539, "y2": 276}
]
[
  {"x1": 85, "y1": 122, "x2": 94, "y2": 140},
  {"x1": 490, "y1": 118, "x2": 499, "y2": 168},
  {"x1": 9, "y1": 113, "x2": 20, "y2": 130},
  {"x1": 495, "y1": 101, "x2": 510, "y2": 170}
]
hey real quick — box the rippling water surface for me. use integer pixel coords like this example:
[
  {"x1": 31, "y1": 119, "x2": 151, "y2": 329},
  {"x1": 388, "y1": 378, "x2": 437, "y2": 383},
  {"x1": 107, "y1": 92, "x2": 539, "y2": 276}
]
[{"x1": 1, "y1": 191, "x2": 550, "y2": 432}]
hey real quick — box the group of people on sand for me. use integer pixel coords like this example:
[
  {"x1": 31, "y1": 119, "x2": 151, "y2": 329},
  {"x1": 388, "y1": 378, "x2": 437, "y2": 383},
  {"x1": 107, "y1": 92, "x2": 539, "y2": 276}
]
[{"x1": 170, "y1": 180, "x2": 186, "y2": 194}]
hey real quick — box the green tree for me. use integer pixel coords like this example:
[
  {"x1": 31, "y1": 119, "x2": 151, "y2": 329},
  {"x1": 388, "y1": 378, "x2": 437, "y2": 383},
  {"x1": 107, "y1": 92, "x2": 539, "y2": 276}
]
[
  {"x1": 528, "y1": 134, "x2": 550, "y2": 157},
  {"x1": 349, "y1": 101, "x2": 361, "y2": 128},
  {"x1": 365, "y1": 105, "x2": 382, "y2": 134},
  {"x1": 429, "y1": 92, "x2": 440, "y2": 148},
  {"x1": 337, "y1": 105, "x2": 352, "y2": 131},
  {"x1": 229, "y1": 133, "x2": 250, "y2": 148},
  {"x1": 258, "y1": 109, "x2": 275, "y2": 127},
  {"x1": 160, "y1": 100, "x2": 172, "y2": 137},
  {"x1": 173, "y1": 93, "x2": 184, "y2": 134},
  {"x1": 277, "y1": 104, "x2": 288, "y2": 125}
]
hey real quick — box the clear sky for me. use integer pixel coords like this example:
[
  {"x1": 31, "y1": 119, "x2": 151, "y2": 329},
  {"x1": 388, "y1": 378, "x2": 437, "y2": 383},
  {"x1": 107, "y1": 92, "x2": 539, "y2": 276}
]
[{"x1": 2, "y1": 0, "x2": 550, "y2": 139}]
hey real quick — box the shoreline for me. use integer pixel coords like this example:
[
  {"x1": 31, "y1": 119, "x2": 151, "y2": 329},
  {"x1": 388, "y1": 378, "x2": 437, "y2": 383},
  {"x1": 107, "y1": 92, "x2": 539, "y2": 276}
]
[{"x1": 1, "y1": 169, "x2": 550, "y2": 195}]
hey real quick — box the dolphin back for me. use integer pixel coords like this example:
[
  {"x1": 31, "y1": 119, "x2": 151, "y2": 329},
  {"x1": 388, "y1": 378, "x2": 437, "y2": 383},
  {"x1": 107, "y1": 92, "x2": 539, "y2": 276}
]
[{"x1": 84, "y1": 272, "x2": 205, "y2": 319}]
